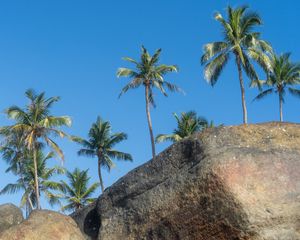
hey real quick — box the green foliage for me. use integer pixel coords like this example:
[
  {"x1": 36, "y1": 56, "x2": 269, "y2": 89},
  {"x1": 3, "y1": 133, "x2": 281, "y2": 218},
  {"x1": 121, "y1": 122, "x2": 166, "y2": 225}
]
[
  {"x1": 253, "y1": 52, "x2": 300, "y2": 120},
  {"x1": 117, "y1": 46, "x2": 181, "y2": 157},
  {"x1": 60, "y1": 168, "x2": 100, "y2": 212},
  {"x1": 156, "y1": 111, "x2": 209, "y2": 143},
  {"x1": 117, "y1": 46, "x2": 181, "y2": 106},
  {"x1": 2, "y1": 89, "x2": 72, "y2": 209},
  {"x1": 201, "y1": 6, "x2": 271, "y2": 123},
  {"x1": 0, "y1": 150, "x2": 64, "y2": 213},
  {"x1": 75, "y1": 116, "x2": 132, "y2": 192}
]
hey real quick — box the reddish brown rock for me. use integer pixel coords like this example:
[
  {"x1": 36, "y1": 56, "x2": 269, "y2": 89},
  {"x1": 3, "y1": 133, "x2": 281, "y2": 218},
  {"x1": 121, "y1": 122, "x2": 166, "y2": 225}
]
[
  {"x1": 0, "y1": 210, "x2": 85, "y2": 240},
  {"x1": 73, "y1": 123, "x2": 300, "y2": 240}
]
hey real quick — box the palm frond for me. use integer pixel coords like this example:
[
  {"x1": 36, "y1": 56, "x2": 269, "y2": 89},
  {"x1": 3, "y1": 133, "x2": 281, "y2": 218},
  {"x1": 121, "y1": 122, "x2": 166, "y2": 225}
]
[{"x1": 253, "y1": 88, "x2": 273, "y2": 101}]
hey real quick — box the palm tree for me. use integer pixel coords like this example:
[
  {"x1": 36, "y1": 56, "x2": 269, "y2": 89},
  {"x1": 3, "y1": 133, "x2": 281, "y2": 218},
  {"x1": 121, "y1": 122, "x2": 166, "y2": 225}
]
[
  {"x1": 201, "y1": 6, "x2": 271, "y2": 124},
  {"x1": 4, "y1": 89, "x2": 71, "y2": 209},
  {"x1": 253, "y1": 52, "x2": 300, "y2": 121},
  {"x1": 60, "y1": 168, "x2": 99, "y2": 212},
  {"x1": 0, "y1": 128, "x2": 34, "y2": 214},
  {"x1": 117, "y1": 46, "x2": 180, "y2": 158},
  {"x1": 76, "y1": 117, "x2": 132, "y2": 193},
  {"x1": 0, "y1": 151, "x2": 65, "y2": 216},
  {"x1": 156, "y1": 111, "x2": 208, "y2": 143}
]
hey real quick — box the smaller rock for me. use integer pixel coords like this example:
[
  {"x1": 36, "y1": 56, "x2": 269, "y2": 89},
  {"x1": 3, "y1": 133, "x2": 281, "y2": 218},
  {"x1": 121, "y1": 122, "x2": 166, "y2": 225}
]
[
  {"x1": 0, "y1": 210, "x2": 85, "y2": 240},
  {"x1": 0, "y1": 204, "x2": 23, "y2": 234}
]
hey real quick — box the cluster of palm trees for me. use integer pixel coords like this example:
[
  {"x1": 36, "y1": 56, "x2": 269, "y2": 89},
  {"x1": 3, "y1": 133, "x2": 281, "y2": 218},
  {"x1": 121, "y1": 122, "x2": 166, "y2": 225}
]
[
  {"x1": 201, "y1": 6, "x2": 300, "y2": 123},
  {"x1": 0, "y1": 90, "x2": 132, "y2": 215},
  {"x1": 1, "y1": 5, "x2": 300, "y2": 215}
]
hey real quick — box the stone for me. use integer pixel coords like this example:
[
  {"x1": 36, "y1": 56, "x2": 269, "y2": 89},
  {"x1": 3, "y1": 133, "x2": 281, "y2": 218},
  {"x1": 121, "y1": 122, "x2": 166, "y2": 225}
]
[
  {"x1": 0, "y1": 210, "x2": 85, "y2": 240},
  {"x1": 73, "y1": 123, "x2": 300, "y2": 240},
  {"x1": 0, "y1": 204, "x2": 23, "y2": 234},
  {"x1": 70, "y1": 202, "x2": 100, "y2": 240}
]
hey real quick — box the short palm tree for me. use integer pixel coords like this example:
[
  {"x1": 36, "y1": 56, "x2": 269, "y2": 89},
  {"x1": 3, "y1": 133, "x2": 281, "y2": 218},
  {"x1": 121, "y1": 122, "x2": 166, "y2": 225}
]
[
  {"x1": 60, "y1": 168, "x2": 100, "y2": 212},
  {"x1": 201, "y1": 6, "x2": 271, "y2": 124},
  {"x1": 117, "y1": 46, "x2": 180, "y2": 158},
  {"x1": 76, "y1": 117, "x2": 132, "y2": 193},
  {"x1": 0, "y1": 151, "x2": 64, "y2": 216},
  {"x1": 156, "y1": 111, "x2": 208, "y2": 143},
  {"x1": 253, "y1": 52, "x2": 300, "y2": 121},
  {"x1": 4, "y1": 89, "x2": 71, "y2": 209}
]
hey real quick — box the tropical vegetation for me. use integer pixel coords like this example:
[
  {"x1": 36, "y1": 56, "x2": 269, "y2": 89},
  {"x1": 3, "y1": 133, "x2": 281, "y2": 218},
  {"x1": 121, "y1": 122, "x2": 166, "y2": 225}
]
[
  {"x1": 117, "y1": 46, "x2": 181, "y2": 158},
  {"x1": 75, "y1": 117, "x2": 132, "y2": 193},
  {"x1": 156, "y1": 111, "x2": 209, "y2": 143},
  {"x1": 59, "y1": 168, "x2": 99, "y2": 212},
  {"x1": 253, "y1": 52, "x2": 300, "y2": 121},
  {"x1": 2, "y1": 89, "x2": 71, "y2": 209},
  {"x1": 0, "y1": 150, "x2": 64, "y2": 216},
  {"x1": 201, "y1": 6, "x2": 271, "y2": 124},
  {"x1": 0, "y1": 5, "x2": 300, "y2": 217}
]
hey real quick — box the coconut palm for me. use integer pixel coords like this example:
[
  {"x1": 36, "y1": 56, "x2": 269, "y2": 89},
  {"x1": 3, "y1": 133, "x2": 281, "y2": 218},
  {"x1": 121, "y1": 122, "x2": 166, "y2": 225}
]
[
  {"x1": 4, "y1": 89, "x2": 71, "y2": 209},
  {"x1": 76, "y1": 117, "x2": 132, "y2": 193},
  {"x1": 201, "y1": 6, "x2": 271, "y2": 124},
  {"x1": 60, "y1": 168, "x2": 100, "y2": 212},
  {"x1": 156, "y1": 111, "x2": 209, "y2": 143},
  {"x1": 0, "y1": 151, "x2": 64, "y2": 215},
  {"x1": 0, "y1": 128, "x2": 34, "y2": 215},
  {"x1": 117, "y1": 46, "x2": 180, "y2": 158},
  {"x1": 253, "y1": 52, "x2": 300, "y2": 121}
]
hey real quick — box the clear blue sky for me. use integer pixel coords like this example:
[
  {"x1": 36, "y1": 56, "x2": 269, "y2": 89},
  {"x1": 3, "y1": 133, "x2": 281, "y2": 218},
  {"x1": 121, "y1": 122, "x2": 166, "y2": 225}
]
[{"x1": 0, "y1": 0, "x2": 299, "y2": 210}]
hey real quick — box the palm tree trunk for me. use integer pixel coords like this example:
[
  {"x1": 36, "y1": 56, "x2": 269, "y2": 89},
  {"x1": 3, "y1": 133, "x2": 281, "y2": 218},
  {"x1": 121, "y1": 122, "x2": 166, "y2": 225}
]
[
  {"x1": 236, "y1": 55, "x2": 248, "y2": 124},
  {"x1": 279, "y1": 93, "x2": 283, "y2": 122},
  {"x1": 145, "y1": 85, "x2": 156, "y2": 158},
  {"x1": 18, "y1": 162, "x2": 34, "y2": 212},
  {"x1": 33, "y1": 145, "x2": 41, "y2": 209},
  {"x1": 98, "y1": 157, "x2": 105, "y2": 193}
]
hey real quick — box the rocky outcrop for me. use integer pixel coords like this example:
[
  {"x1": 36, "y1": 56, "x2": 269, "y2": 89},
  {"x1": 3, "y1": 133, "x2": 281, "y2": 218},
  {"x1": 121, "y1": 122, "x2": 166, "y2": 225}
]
[
  {"x1": 73, "y1": 123, "x2": 300, "y2": 240},
  {"x1": 71, "y1": 202, "x2": 100, "y2": 240},
  {"x1": 0, "y1": 204, "x2": 23, "y2": 234},
  {"x1": 0, "y1": 210, "x2": 85, "y2": 240}
]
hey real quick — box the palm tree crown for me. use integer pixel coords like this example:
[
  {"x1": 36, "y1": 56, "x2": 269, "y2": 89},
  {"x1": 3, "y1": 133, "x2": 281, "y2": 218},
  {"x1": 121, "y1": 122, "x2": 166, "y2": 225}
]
[
  {"x1": 3, "y1": 89, "x2": 71, "y2": 209},
  {"x1": 156, "y1": 111, "x2": 209, "y2": 143},
  {"x1": 60, "y1": 168, "x2": 100, "y2": 212},
  {"x1": 117, "y1": 46, "x2": 181, "y2": 158},
  {"x1": 76, "y1": 116, "x2": 132, "y2": 193},
  {"x1": 201, "y1": 6, "x2": 271, "y2": 124},
  {"x1": 253, "y1": 52, "x2": 300, "y2": 121}
]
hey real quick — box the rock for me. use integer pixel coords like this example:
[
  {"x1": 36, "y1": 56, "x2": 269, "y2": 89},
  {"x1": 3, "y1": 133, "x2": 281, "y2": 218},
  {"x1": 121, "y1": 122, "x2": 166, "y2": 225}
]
[
  {"x1": 71, "y1": 201, "x2": 100, "y2": 240},
  {"x1": 73, "y1": 123, "x2": 300, "y2": 240},
  {"x1": 0, "y1": 210, "x2": 85, "y2": 240},
  {"x1": 0, "y1": 204, "x2": 23, "y2": 234}
]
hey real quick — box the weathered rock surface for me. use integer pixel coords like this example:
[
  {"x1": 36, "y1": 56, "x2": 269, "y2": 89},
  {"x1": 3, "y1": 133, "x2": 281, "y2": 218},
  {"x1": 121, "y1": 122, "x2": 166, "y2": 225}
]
[
  {"x1": 71, "y1": 202, "x2": 100, "y2": 240},
  {"x1": 0, "y1": 204, "x2": 23, "y2": 234},
  {"x1": 0, "y1": 210, "x2": 85, "y2": 240},
  {"x1": 73, "y1": 123, "x2": 300, "y2": 240}
]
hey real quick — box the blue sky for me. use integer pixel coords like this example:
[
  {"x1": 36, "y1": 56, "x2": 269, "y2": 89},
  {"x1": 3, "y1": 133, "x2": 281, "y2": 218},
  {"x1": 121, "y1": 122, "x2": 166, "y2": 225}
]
[{"x1": 0, "y1": 0, "x2": 299, "y2": 210}]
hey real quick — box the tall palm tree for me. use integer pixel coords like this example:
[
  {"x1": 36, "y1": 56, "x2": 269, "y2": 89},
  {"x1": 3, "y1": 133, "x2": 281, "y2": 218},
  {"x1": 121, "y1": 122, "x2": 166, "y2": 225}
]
[
  {"x1": 201, "y1": 6, "x2": 271, "y2": 124},
  {"x1": 0, "y1": 151, "x2": 64, "y2": 216},
  {"x1": 60, "y1": 168, "x2": 99, "y2": 212},
  {"x1": 156, "y1": 111, "x2": 208, "y2": 143},
  {"x1": 117, "y1": 46, "x2": 180, "y2": 158},
  {"x1": 253, "y1": 52, "x2": 300, "y2": 121},
  {"x1": 4, "y1": 89, "x2": 71, "y2": 209},
  {"x1": 76, "y1": 117, "x2": 132, "y2": 193}
]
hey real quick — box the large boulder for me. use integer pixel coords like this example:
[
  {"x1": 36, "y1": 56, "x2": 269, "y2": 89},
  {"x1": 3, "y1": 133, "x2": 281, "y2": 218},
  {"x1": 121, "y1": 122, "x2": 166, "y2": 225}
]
[
  {"x1": 0, "y1": 210, "x2": 85, "y2": 240},
  {"x1": 73, "y1": 123, "x2": 300, "y2": 240},
  {"x1": 71, "y1": 202, "x2": 100, "y2": 240},
  {"x1": 0, "y1": 204, "x2": 23, "y2": 234}
]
